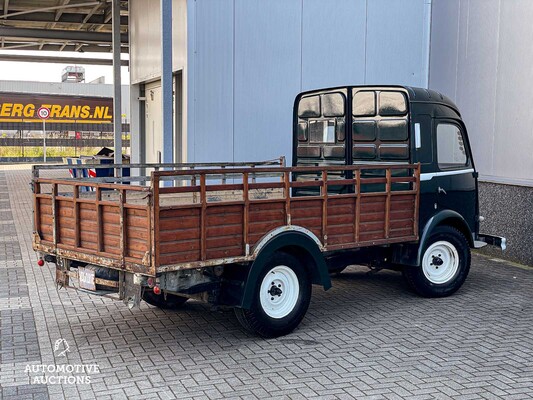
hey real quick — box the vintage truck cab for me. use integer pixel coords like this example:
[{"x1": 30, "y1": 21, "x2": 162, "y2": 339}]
[{"x1": 293, "y1": 86, "x2": 505, "y2": 296}]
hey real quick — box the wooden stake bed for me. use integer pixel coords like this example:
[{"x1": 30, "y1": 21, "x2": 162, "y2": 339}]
[{"x1": 32, "y1": 163, "x2": 420, "y2": 277}]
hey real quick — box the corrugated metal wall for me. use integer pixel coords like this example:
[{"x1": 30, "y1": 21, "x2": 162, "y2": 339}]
[
  {"x1": 187, "y1": 0, "x2": 432, "y2": 164},
  {"x1": 429, "y1": 0, "x2": 533, "y2": 186}
]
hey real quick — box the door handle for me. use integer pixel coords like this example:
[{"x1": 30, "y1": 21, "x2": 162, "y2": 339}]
[{"x1": 438, "y1": 186, "x2": 447, "y2": 195}]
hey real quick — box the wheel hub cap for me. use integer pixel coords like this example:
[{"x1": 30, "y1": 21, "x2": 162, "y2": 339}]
[
  {"x1": 422, "y1": 241, "x2": 460, "y2": 284},
  {"x1": 260, "y1": 265, "x2": 299, "y2": 319}
]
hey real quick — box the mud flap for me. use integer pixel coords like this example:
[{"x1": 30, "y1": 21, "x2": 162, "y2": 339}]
[{"x1": 122, "y1": 272, "x2": 142, "y2": 309}]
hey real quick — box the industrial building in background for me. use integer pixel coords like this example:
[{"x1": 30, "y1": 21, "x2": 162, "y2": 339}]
[
  {"x1": 0, "y1": 79, "x2": 130, "y2": 161},
  {"x1": 0, "y1": 1, "x2": 528, "y2": 265},
  {"x1": 128, "y1": 0, "x2": 531, "y2": 266}
]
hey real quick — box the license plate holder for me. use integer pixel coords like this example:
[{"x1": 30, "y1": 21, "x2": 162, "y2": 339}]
[{"x1": 78, "y1": 267, "x2": 96, "y2": 291}]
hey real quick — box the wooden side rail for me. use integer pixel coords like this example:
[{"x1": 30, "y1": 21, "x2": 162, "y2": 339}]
[{"x1": 152, "y1": 164, "x2": 421, "y2": 270}]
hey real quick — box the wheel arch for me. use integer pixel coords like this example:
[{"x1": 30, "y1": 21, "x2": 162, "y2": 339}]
[
  {"x1": 240, "y1": 228, "x2": 331, "y2": 309},
  {"x1": 417, "y1": 210, "x2": 473, "y2": 265},
  {"x1": 393, "y1": 210, "x2": 473, "y2": 267}
]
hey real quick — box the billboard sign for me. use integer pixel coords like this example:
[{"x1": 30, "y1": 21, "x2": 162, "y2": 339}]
[{"x1": 0, "y1": 93, "x2": 113, "y2": 124}]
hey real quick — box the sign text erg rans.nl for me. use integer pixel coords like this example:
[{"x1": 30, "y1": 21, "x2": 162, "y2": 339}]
[{"x1": 0, "y1": 92, "x2": 113, "y2": 123}]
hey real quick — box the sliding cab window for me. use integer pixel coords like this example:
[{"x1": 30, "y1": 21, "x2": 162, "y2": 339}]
[{"x1": 436, "y1": 123, "x2": 470, "y2": 170}]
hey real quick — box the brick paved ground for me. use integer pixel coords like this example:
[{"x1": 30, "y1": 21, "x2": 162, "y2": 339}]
[{"x1": 0, "y1": 165, "x2": 532, "y2": 400}]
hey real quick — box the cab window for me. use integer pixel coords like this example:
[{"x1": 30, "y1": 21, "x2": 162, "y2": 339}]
[{"x1": 436, "y1": 123, "x2": 468, "y2": 169}]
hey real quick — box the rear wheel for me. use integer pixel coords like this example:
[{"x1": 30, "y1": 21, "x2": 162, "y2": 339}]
[
  {"x1": 234, "y1": 252, "x2": 312, "y2": 338},
  {"x1": 142, "y1": 290, "x2": 188, "y2": 309},
  {"x1": 403, "y1": 226, "x2": 471, "y2": 297}
]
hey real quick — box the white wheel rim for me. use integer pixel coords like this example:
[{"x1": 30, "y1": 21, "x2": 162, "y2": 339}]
[
  {"x1": 422, "y1": 241, "x2": 460, "y2": 284},
  {"x1": 259, "y1": 265, "x2": 300, "y2": 319}
]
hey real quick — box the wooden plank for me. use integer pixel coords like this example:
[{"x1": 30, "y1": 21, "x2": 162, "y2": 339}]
[
  {"x1": 125, "y1": 207, "x2": 150, "y2": 217},
  {"x1": 206, "y1": 247, "x2": 243, "y2": 260},
  {"x1": 73, "y1": 186, "x2": 80, "y2": 247},
  {"x1": 247, "y1": 209, "x2": 285, "y2": 223},
  {"x1": 390, "y1": 209, "x2": 415, "y2": 220},
  {"x1": 51, "y1": 184, "x2": 58, "y2": 246},
  {"x1": 159, "y1": 227, "x2": 200, "y2": 243},
  {"x1": 360, "y1": 219, "x2": 385, "y2": 230},
  {"x1": 207, "y1": 224, "x2": 243, "y2": 237},
  {"x1": 205, "y1": 216, "x2": 244, "y2": 231},
  {"x1": 159, "y1": 217, "x2": 201, "y2": 231},
  {"x1": 125, "y1": 214, "x2": 150, "y2": 229},
  {"x1": 390, "y1": 219, "x2": 414, "y2": 230},
  {"x1": 360, "y1": 212, "x2": 386, "y2": 223},
  {"x1": 328, "y1": 232, "x2": 356, "y2": 245},
  {"x1": 355, "y1": 169, "x2": 361, "y2": 243},
  {"x1": 327, "y1": 223, "x2": 355, "y2": 235},
  {"x1": 327, "y1": 213, "x2": 357, "y2": 226},
  {"x1": 159, "y1": 250, "x2": 201, "y2": 265},
  {"x1": 200, "y1": 174, "x2": 207, "y2": 261},
  {"x1": 242, "y1": 172, "x2": 250, "y2": 253}
]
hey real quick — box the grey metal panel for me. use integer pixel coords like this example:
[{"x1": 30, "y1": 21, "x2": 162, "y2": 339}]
[
  {"x1": 430, "y1": 0, "x2": 533, "y2": 185},
  {"x1": 130, "y1": 0, "x2": 162, "y2": 84},
  {"x1": 365, "y1": 0, "x2": 429, "y2": 87},
  {"x1": 456, "y1": 0, "x2": 499, "y2": 179},
  {"x1": 492, "y1": 0, "x2": 533, "y2": 182},
  {"x1": 233, "y1": 0, "x2": 302, "y2": 164},
  {"x1": 189, "y1": 0, "x2": 234, "y2": 163},
  {"x1": 301, "y1": 0, "x2": 366, "y2": 90},
  {"x1": 429, "y1": 0, "x2": 460, "y2": 100},
  {"x1": 130, "y1": 0, "x2": 187, "y2": 85}
]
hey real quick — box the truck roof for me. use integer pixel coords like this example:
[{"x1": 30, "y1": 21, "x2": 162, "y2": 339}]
[{"x1": 297, "y1": 85, "x2": 460, "y2": 116}]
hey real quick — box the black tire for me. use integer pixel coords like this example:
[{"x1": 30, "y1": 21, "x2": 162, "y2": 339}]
[
  {"x1": 403, "y1": 226, "x2": 471, "y2": 297},
  {"x1": 234, "y1": 252, "x2": 312, "y2": 338},
  {"x1": 142, "y1": 290, "x2": 189, "y2": 310}
]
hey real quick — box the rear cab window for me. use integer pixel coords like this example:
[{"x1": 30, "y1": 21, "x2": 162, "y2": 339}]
[{"x1": 436, "y1": 123, "x2": 470, "y2": 170}]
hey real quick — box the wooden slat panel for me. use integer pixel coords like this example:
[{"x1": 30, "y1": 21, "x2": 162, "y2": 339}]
[
  {"x1": 206, "y1": 247, "x2": 242, "y2": 260},
  {"x1": 159, "y1": 227, "x2": 200, "y2": 243},
  {"x1": 327, "y1": 224, "x2": 355, "y2": 235},
  {"x1": 328, "y1": 232, "x2": 355, "y2": 245},
  {"x1": 207, "y1": 224, "x2": 243, "y2": 237},
  {"x1": 160, "y1": 240, "x2": 200, "y2": 254},
  {"x1": 360, "y1": 212, "x2": 386, "y2": 223},
  {"x1": 159, "y1": 250, "x2": 201, "y2": 265},
  {"x1": 58, "y1": 226, "x2": 75, "y2": 239},
  {"x1": 389, "y1": 227, "x2": 415, "y2": 237},
  {"x1": 390, "y1": 209, "x2": 415, "y2": 220},
  {"x1": 359, "y1": 231, "x2": 387, "y2": 242},
  {"x1": 390, "y1": 219, "x2": 414, "y2": 230},
  {"x1": 159, "y1": 218, "x2": 200, "y2": 231},
  {"x1": 39, "y1": 215, "x2": 54, "y2": 226},
  {"x1": 127, "y1": 226, "x2": 151, "y2": 240},
  {"x1": 328, "y1": 214, "x2": 354, "y2": 226}
]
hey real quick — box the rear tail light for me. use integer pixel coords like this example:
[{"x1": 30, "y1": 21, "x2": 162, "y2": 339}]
[
  {"x1": 153, "y1": 286, "x2": 161, "y2": 295},
  {"x1": 37, "y1": 259, "x2": 45, "y2": 267}
]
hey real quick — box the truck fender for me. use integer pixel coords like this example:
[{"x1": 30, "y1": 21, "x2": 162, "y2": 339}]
[
  {"x1": 240, "y1": 228, "x2": 331, "y2": 309},
  {"x1": 417, "y1": 210, "x2": 474, "y2": 264},
  {"x1": 393, "y1": 210, "x2": 474, "y2": 267}
]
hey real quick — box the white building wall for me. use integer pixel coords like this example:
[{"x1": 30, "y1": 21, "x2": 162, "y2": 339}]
[
  {"x1": 130, "y1": 0, "x2": 188, "y2": 162},
  {"x1": 429, "y1": 0, "x2": 533, "y2": 186},
  {"x1": 187, "y1": 0, "x2": 432, "y2": 164}
]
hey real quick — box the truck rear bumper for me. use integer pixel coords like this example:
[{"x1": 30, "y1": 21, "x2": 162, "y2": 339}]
[{"x1": 475, "y1": 234, "x2": 507, "y2": 251}]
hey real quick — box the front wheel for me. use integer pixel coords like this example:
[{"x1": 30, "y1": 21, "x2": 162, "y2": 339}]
[
  {"x1": 403, "y1": 226, "x2": 471, "y2": 297},
  {"x1": 234, "y1": 252, "x2": 312, "y2": 338}
]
